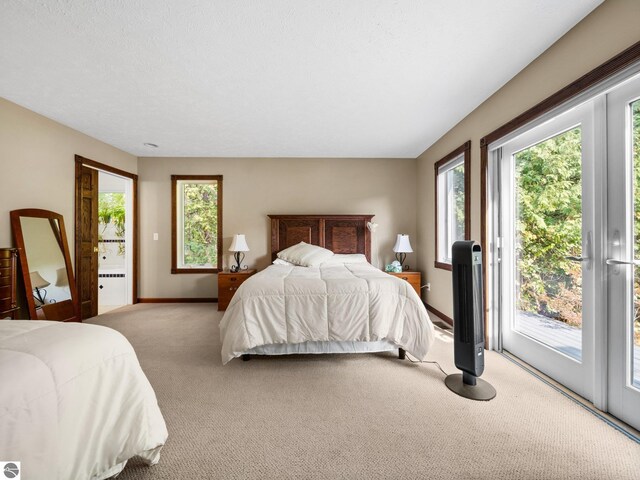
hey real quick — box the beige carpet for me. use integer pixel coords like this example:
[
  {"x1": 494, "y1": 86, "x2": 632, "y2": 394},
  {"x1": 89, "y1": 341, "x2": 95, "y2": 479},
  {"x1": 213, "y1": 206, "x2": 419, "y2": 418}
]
[{"x1": 89, "y1": 304, "x2": 640, "y2": 479}]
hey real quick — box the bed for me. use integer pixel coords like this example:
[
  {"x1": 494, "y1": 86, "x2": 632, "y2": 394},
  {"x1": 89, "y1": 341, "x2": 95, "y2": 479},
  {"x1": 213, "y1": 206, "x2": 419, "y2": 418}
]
[
  {"x1": 0, "y1": 320, "x2": 168, "y2": 480},
  {"x1": 220, "y1": 214, "x2": 435, "y2": 364}
]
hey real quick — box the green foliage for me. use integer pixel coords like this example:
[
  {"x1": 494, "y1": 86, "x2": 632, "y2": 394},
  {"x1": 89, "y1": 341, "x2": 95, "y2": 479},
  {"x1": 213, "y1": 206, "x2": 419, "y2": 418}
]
[
  {"x1": 98, "y1": 193, "x2": 125, "y2": 255},
  {"x1": 516, "y1": 103, "x2": 640, "y2": 348},
  {"x1": 98, "y1": 193, "x2": 125, "y2": 237},
  {"x1": 452, "y1": 163, "x2": 465, "y2": 242},
  {"x1": 440, "y1": 162, "x2": 465, "y2": 261},
  {"x1": 182, "y1": 183, "x2": 218, "y2": 267},
  {"x1": 515, "y1": 127, "x2": 583, "y2": 325}
]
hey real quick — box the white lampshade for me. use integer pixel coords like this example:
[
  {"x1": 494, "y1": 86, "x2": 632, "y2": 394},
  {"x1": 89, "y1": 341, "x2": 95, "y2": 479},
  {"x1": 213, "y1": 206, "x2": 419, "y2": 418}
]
[
  {"x1": 229, "y1": 234, "x2": 250, "y2": 252},
  {"x1": 30, "y1": 271, "x2": 50, "y2": 289},
  {"x1": 392, "y1": 234, "x2": 413, "y2": 253},
  {"x1": 55, "y1": 267, "x2": 69, "y2": 287}
]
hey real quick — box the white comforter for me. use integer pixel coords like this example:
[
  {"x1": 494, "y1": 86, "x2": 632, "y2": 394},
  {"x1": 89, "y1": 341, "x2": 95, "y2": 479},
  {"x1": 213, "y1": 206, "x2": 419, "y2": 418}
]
[
  {"x1": 0, "y1": 321, "x2": 168, "y2": 480},
  {"x1": 220, "y1": 263, "x2": 435, "y2": 364}
]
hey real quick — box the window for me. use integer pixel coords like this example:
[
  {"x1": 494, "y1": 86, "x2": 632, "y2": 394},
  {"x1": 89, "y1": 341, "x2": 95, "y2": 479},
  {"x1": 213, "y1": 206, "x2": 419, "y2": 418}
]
[
  {"x1": 171, "y1": 175, "x2": 223, "y2": 273},
  {"x1": 435, "y1": 141, "x2": 470, "y2": 270}
]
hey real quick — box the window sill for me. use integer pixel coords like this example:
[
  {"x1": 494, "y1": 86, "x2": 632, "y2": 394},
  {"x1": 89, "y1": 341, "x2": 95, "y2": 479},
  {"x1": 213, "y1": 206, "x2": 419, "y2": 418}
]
[
  {"x1": 171, "y1": 267, "x2": 221, "y2": 274},
  {"x1": 434, "y1": 261, "x2": 452, "y2": 271}
]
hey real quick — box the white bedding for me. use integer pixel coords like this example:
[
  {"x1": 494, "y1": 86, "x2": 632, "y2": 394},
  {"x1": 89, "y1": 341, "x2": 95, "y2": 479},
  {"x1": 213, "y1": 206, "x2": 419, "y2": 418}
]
[
  {"x1": 0, "y1": 321, "x2": 168, "y2": 480},
  {"x1": 247, "y1": 339, "x2": 397, "y2": 356},
  {"x1": 220, "y1": 263, "x2": 435, "y2": 364}
]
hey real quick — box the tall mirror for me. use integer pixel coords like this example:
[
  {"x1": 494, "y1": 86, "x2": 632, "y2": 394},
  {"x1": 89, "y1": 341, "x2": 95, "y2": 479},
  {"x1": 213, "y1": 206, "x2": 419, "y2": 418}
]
[{"x1": 10, "y1": 209, "x2": 80, "y2": 322}]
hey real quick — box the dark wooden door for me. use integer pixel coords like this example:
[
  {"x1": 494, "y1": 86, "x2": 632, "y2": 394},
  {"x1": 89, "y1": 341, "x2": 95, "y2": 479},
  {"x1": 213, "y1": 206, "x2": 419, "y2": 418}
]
[{"x1": 75, "y1": 164, "x2": 99, "y2": 319}]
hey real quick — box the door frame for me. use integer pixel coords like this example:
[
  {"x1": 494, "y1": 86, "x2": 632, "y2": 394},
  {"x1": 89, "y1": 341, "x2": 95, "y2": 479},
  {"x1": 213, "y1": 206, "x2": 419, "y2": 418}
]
[
  {"x1": 74, "y1": 155, "x2": 139, "y2": 310},
  {"x1": 487, "y1": 71, "x2": 640, "y2": 421},
  {"x1": 480, "y1": 42, "x2": 640, "y2": 401},
  {"x1": 480, "y1": 41, "x2": 640, "y2": 337},
  {"x1": 604, "y1": 76, "x2": 640, "y2": 428},
  {"x1": 490, "y1": 100, "x2": 600, "y2": 402}
]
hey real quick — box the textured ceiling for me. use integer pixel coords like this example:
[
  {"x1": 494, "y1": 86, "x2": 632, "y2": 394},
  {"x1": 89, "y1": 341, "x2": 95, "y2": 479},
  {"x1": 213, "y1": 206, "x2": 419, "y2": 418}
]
[{"x1": 0, "y1": 0, "x2": 602, "y2": 158}]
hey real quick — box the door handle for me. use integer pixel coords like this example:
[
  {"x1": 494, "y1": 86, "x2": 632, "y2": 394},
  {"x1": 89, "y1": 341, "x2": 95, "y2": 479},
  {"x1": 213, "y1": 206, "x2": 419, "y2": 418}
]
[
  {"x1": 605, "y1": 259, "x2": 640, "y2": 266},
  {"x1": 565, "y1": 256, "x2": 589, "y2": 262},
  {"x1": 565, "y1": 232, "x2": 593, "y2": 269},
  {"x1": 93, "y1": 247, "x2": 99, "y2": 253}
]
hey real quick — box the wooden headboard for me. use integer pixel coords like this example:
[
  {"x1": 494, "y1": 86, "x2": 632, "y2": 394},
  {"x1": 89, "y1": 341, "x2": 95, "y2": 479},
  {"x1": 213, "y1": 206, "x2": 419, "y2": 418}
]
[{"x1": 269, "y1": 214, "x2": 374, "y2": 262}]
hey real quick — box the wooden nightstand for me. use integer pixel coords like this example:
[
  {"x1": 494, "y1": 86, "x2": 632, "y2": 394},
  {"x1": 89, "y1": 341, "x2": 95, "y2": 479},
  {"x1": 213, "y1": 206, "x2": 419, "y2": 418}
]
[
  {"x1": 218, "y1": 270, "x2": 256, "y2": 311},
  {"x1": 387, "y1": 271, "x2": 421, "y2": 296}
]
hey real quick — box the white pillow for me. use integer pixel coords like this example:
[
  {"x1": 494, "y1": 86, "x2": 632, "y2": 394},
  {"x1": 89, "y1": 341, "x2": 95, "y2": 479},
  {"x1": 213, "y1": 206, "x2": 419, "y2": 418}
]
[
  {"x1": 272, "y1": 258, "x2": 295, "y2": 266},
  {"x1": 321, "y1": 254, "x2": 369, "y2": 265},
  {"x1": 277, "y1": 242, "x2": 334, "y2": 267}
]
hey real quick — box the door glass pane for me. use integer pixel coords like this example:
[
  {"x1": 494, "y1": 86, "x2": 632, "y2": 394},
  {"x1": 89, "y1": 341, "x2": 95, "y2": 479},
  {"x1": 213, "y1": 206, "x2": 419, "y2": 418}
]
[
  {"x1": 632, "y1": 99, "x2": 640, "y2": 388},
  {"x1": 514, "y1": 127, "x2": 583, "y2": 361}
]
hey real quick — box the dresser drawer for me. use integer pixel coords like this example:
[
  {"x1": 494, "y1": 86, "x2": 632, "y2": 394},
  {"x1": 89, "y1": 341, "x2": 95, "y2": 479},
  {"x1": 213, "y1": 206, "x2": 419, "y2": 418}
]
[
  {"x1": 218, "y1": 274, "x2": 249, "y2": 289},
  {"x1": 217, "y1": 287, "x2": 234, "y2": 310},
  {"x1": 0, "y1": 284, "x2": 12, "y2": 301},
  {"x1": 218, "y1": 284, "x2": 240, "y2": 311},
  {"x1": 0, "y1": 282, "x2": 17, "y2": 311},
  {"x1": 217, "y1": 270, "x2": 256, "y2": 311},
  {"x1": 0, "y1": 249, "x2": 14, "y2": 260},
  {"x1": 388, "y1": 271, "x2": 421, "y2": 296},
  {"x1": 0, "y1": 248, "x2": 18, "y2": 319},
  {"x1": 0, "y1": 298, "x2": 17, "y2": 311}
]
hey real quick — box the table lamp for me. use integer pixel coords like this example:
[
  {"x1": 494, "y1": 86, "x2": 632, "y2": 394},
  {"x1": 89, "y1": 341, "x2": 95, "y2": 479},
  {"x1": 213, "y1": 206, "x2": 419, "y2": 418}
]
[
  {"x1": 392, "y1": 234, "x2": 413, "y2": 270},
  {"x1": 229, "y1": 234, "x2": 249, "y2": 272},
  {"x1": 30, "y1": 271, "x2": 50, "y2": 305}
]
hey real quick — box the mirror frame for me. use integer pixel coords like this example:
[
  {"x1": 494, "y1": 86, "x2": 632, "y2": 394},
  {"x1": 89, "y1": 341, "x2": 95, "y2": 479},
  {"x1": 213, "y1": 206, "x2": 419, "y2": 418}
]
[{"x1": 10, "y1": 208, "x2": 80, "y2": 322}]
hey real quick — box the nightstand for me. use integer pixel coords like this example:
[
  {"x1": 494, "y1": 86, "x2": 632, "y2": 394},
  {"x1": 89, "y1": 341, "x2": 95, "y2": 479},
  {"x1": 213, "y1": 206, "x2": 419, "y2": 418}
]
[
  {"x1": 217, "y1": 270, "x2": 256, "y2": 311},
  {"x1": 387, "y1": 271, "x2": 421, "y2": 296}
]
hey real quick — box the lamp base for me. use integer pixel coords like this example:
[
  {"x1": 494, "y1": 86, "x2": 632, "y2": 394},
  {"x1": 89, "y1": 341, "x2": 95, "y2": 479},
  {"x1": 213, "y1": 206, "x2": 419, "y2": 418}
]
[
  {"x1": 395, "y1": 252, "x2": 406, "y2": 267},
  {"x1": 444, "y1": 373, "x2": 496, "y2": 401},
  {"x1": 394, "y1": 253, "x2": 410, "y2": 271},
  {"x1": 230, "y1": 252, "x2": 245, "y2": 273},
  {"x1": 33, "y1": 287, "x2": 47, "y2": 306}
]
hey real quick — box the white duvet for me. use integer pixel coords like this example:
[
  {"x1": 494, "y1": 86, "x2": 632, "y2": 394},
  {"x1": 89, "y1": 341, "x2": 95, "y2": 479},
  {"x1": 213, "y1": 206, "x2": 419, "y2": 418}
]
[
  {"x1": 220, "y1": 263, "x2": 435, "y2": 364},
  {"x1": 0, "y1": 321, "x2": 168, "y2": 480}
]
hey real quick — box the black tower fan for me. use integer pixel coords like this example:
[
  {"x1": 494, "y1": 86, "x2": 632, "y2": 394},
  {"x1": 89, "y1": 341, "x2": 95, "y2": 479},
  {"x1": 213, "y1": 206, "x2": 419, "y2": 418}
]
[{"x1": 445, "y1": 241, "x2": 496, "y2": 401}]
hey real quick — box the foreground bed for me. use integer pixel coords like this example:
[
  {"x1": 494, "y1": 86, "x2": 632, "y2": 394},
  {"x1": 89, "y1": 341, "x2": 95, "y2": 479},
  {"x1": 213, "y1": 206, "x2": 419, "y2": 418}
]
[{"x1": 0, "y1": 321, "x2": 168, "y2": 480}]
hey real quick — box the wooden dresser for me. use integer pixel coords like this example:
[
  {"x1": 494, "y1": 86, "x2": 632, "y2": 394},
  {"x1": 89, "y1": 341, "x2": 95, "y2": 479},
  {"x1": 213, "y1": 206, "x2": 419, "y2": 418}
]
[
  {"x1": 387, "y1": 271, "x2": 422, "y2": 297},
  {"x1": 0, "y1": 248, "x2": 19, "y2": 319},
  {"x1": 218, "y1": 269, "x2": 257, "y2": 311}
]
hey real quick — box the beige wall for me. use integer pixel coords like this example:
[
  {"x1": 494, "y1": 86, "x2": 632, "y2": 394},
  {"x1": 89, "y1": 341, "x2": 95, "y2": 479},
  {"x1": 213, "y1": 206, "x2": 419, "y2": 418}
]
[
  {"x1": 6, "y1": 0, "x2": 637, "y2": 305},
  {"x1": 138, "y1": 157, "x2": 417, "y2": 298},
  {"x1": 0, "y1": 98, "x2": 138, "y2": 252},
  {"x1": 416, "y1": 0, "x2": 640, "y2": 318}
]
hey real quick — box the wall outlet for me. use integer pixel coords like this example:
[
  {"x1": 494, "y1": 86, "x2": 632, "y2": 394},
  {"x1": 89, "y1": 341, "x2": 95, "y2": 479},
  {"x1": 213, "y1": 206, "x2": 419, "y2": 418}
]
[
  {"x1": 153, "y1": 233, "x2": 158, "y2": 241},
  {"x1": 425, "y1": 282, "x2": 431, "y2": 291}
]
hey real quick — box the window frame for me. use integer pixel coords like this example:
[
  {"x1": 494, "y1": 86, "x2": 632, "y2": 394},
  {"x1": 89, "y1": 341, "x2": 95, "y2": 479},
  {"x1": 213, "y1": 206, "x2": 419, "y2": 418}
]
[
  {"x1": 171, "y1": 174, "x2": 223, "y2": 274},
  {"x1": 434, "y1": 141, "x2": 471, "y2": 270}
]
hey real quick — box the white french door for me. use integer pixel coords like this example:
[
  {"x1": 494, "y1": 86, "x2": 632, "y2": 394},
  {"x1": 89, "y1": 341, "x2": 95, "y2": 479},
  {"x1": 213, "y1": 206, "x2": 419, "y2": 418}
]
[
  {"x1": 606, "y1": 75, "x2": 640, "y2": 429},
  {"x1": 497, "y1": 101, "x2": 597, "y2": 401},
  {"x1": 493, "y1": 71, "x2": 640, "y2": 430}
]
